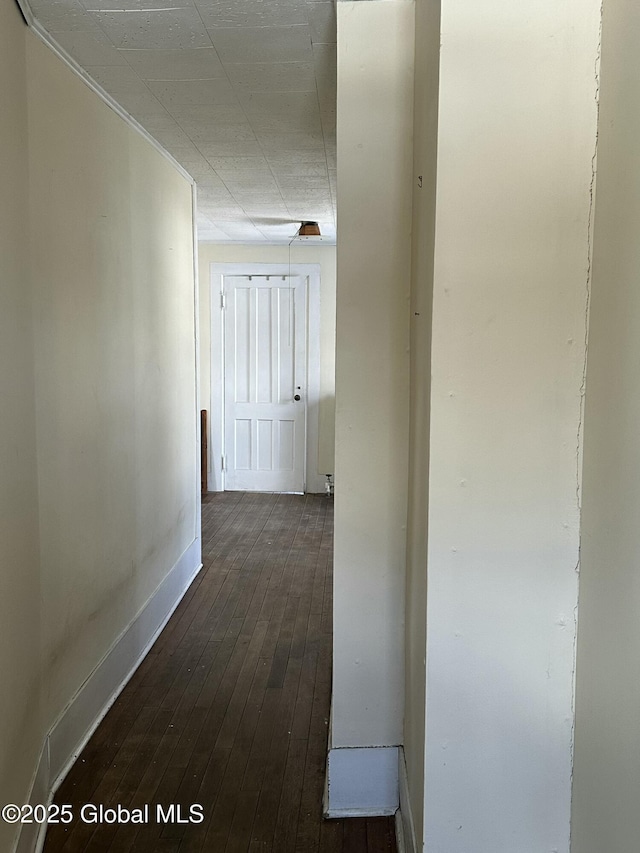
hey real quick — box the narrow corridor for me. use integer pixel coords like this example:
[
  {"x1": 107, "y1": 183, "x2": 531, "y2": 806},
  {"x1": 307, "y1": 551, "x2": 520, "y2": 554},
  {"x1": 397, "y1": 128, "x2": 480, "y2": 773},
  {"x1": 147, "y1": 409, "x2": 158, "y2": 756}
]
[{"x1": 44, "y1": 492, "x2": 397, "y2": 852}]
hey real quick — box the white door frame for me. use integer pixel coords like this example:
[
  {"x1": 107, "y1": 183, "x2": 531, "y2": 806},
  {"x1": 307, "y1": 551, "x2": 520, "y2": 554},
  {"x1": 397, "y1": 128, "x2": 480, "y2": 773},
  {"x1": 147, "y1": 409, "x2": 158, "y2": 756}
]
[{"x1": 209, "y1": 262, "x2": 324, "y2": 493}]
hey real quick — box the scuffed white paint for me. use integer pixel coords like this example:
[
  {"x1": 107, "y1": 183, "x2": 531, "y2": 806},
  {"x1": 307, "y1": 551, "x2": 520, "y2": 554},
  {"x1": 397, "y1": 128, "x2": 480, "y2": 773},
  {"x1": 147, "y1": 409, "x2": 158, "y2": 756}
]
[{"x1": 569, "y1": 4, "x2": 602, "y2": 797}]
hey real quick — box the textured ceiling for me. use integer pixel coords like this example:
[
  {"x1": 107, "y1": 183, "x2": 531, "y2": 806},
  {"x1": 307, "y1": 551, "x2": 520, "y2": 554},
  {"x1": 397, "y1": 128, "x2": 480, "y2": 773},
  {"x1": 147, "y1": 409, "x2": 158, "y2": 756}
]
[{"x1": 27, "y1": 0, "x2": 337, "y2": 243}]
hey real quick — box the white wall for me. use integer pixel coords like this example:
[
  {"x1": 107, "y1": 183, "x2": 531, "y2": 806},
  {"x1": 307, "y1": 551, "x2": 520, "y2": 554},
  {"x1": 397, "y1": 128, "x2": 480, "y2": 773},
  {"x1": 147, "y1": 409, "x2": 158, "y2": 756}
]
[
  {"x1": 0, "y1": 11, "x2": 199, "y2": 847},
  {"x1": 27, "y1": 32, "x2": 198, "y2": 729},
  {"x1": 329, "y1": 0, "x2": 414, "y2": 812},
  {"x1": 423, "y1": 1, "x2": 601, "y2": 850},
  {"x1": 404, "y1": 0, "x2": 440, "y2": 845},
  {"x1": 571, "y1": 3, "x2": 640, "y2": 850},
  {"x1": 0, "y1": 5, "x2": 43, "y2": 850},
  {"x1": 198, "y1": 242, "x2": 336, "y2": 486}
]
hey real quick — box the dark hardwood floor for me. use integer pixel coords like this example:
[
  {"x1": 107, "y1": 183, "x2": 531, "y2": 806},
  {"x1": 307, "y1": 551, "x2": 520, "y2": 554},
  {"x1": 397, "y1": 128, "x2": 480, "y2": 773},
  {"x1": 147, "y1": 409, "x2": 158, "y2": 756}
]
[{"x1": 44, "y1": 492, "x2": 397, "y2": 852}]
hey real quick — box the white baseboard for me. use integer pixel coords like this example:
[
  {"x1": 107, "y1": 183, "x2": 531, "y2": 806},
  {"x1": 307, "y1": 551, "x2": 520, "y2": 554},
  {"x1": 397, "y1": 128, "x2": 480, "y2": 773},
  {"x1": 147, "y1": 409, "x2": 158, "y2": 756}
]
[
  {"x1": 397, "y1": 746, "x2": 418, "y2": 853},
  {"x1": 324, "y1": 746, "x2": 399, "y2": 818},
  {"x1": 16, "y1": 537, "x2": 202, "y2": 853}
]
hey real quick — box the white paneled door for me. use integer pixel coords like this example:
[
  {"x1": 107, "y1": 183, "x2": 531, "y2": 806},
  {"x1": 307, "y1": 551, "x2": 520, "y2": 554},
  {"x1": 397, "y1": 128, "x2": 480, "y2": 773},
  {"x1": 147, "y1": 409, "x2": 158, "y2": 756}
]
[{"x1": 223, "y1": 275, "x2": 307, "y2": 492}]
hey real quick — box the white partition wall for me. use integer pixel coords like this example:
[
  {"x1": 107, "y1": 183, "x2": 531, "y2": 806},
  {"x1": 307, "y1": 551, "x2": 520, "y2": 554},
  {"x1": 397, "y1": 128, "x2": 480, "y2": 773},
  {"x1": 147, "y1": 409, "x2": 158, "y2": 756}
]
[
  {"x1": 330, "y1": 0, "x2": 605, "y2": 846},
  {"x1": 0, "y1": 11, "x2": 199, "y2": 849},
  {"x1": 28, "y1": 30, "x2": 199, "y2": 737},
  {"x1": 571, "y1": 3, "x2": 640, "y2": 851},
  {"x1": 422, "y1": 1, "x2": 602, "y2": 850},
  {"x1": 329, "y1": 0, "x2": 414, "y2": 816},
  {"x1": 403, "y1": 0, "x2": 441, "y2": 844},
  {"x1": 0, "y1": 5, "x2": 43, "y2": 850}
]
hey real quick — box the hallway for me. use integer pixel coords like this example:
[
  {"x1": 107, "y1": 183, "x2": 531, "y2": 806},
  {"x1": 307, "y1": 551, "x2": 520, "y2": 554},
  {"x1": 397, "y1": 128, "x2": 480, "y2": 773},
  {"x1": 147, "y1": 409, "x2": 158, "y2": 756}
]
[{"x1": 43, "y1": 492, "x2": 397, "y2": 852}]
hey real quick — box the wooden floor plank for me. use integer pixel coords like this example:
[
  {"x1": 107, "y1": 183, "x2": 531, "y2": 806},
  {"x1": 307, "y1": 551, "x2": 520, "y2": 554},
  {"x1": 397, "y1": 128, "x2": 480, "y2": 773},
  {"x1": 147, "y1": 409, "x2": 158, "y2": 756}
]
[
  {"x1": 43, "y1": 492, "x2": 396, "y2": 853},
  {"x1": 366, "y1": 816, "x2": 398, "y2": 852},
  {"x1": 344, "y1": 818, "x2": 369, "y2": 852},
  {"x1": 319, "y1": 817, "x2": 344, "y2": 852}
]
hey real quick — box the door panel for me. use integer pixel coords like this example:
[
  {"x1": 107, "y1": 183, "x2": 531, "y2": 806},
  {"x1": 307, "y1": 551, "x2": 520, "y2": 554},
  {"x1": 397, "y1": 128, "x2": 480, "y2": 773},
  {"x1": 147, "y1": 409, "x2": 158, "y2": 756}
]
[{"x1": 224, "y1": 275, "x2": 306, "y2": 492}]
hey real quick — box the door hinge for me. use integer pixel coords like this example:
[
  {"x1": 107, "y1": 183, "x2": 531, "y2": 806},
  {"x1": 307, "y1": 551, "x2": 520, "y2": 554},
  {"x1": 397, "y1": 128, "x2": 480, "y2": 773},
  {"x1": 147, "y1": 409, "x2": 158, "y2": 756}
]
[
  {"x1": 220, "y1": 292, "x2": 226, "y2": 310},
  {"x1": 221, "y1": 455, "x2": 226, "y2": 471}
]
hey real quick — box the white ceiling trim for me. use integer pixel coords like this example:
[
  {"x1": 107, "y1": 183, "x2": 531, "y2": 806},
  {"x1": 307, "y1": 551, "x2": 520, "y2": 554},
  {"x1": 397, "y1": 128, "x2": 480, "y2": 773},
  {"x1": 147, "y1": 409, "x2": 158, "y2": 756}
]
[
  {"x1": 14, "y1": 0, "x2": 196, "y2": 187},
  {"x1": 16, "y1": 0, "x2": 337, "y2": 245}
]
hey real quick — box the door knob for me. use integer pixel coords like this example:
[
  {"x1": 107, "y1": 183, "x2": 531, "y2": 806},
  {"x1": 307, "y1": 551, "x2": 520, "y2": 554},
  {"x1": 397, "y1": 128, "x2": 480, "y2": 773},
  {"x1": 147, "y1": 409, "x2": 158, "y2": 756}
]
[{"x1": 294, "y1": 394, "x2": 301, "y2": 401}]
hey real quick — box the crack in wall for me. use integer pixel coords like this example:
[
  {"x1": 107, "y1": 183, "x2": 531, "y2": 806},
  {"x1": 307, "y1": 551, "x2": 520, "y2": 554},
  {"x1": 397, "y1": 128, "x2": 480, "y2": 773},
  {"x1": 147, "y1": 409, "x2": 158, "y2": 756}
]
[
  {"x1": 569, "y1": 2, "x2": 603, "y2": 831},
  {"x1": 575, "y1": 9, "x2": 603, "y2": 531}
]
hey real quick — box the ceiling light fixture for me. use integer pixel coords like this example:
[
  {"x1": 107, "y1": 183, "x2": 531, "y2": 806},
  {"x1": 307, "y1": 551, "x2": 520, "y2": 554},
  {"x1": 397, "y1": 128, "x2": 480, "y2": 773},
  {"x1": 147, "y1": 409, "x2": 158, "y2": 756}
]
[{"x1": 298, "y1": 221, "x2": 321, "y2": 237}]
